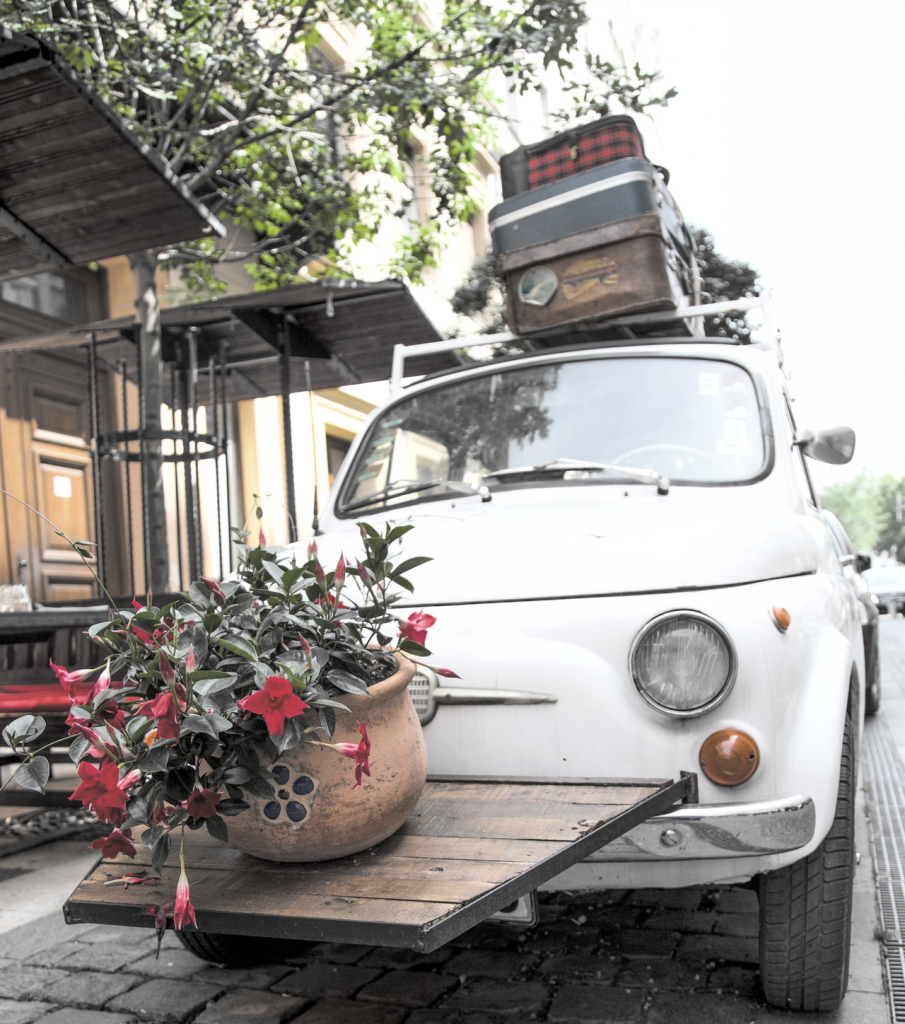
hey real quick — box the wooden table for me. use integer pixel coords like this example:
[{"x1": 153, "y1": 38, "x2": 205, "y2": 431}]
[{"x1": 64, "y1": 774, "x2": 695, "y2": 952}]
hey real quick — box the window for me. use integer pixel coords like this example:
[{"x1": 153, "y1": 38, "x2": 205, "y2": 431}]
[
  {"x1": 326, "y1": 435, "x2": 351, "y2": 489},
  {"x1": 1, "y1": 271, "x2": 90, "y2": 324}
]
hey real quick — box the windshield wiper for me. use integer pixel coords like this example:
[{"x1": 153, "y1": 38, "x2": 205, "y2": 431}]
[
  {"x1": 342, "y1": 478, "x2": 491, "y2": 513},
  {"x1": 483, "y1": 458, "x2": 669, "y2": 495}
]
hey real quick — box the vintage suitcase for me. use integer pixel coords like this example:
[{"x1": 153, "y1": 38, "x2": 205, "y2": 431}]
[
  {"x1": 500, "y1": 114, "x2": 645, "y2": 199},
  {"x1": 490, "y1": 160, "x2": 697, "y2": 336}
]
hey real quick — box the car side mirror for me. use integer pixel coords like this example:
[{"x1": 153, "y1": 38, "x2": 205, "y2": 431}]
[
  {"x1": 856, "y1": 552, "x2": 872, "y2": 573},
  {"x1": 794, "y1": 426, "x2": 856, "y2": 465}
]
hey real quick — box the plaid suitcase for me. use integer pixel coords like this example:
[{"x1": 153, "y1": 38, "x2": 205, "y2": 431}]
[{"x1": 500, "y1": 115, "x2": 645, "y2": 199}]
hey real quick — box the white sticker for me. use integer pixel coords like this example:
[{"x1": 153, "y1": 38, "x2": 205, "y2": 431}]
[
  {"x1": 698, "y1": 373, "x2": 719, "y2": 396},
  {"x1": 724, "y1": 381, "x2": 747, "y2": 394},
  {"x1": 724, "y1": 420, "x2": 747, "y2": 441},
  {"x1": 716, "y1": 439, "x2": 754, "y2": 456},
  {"x1": 725, "y1": 405, "x2": 749, "y2": 419},
  {"x1": 52, "y1": 475, "x2": 72, "y2": 498}
]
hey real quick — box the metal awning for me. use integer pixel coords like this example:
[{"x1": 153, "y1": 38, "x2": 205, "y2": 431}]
[
  {"x1": 0, "y1": 278, "x2": 457, "y2": 400},
  {"x1": 0, "y1": 29, "x2": 223, "y2": 282}
]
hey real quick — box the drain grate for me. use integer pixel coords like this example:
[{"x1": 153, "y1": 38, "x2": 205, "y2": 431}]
[{"x1": 863, "y1": 714, "x2": 905, "y2": 1020}]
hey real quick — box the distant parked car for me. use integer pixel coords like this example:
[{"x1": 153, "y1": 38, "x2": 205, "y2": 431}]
[
  {"x1": 863, "y1": 563, "x2": 905, "y2": 616},
  {"x1": 822, "y1": 510, "x2": 880, "y2": 715}
]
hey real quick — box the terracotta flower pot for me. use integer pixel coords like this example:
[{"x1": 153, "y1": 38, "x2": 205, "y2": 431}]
[{"x1": 225, "y1": 654, "x2": 426, "y2": 862}]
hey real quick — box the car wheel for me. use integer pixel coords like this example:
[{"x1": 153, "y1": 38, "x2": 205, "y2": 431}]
[
  {"x1": 757, "y1": 713, "x2": 855, "y2": 1011},
  {"x1": 176, "y1": 929, "x2": 314, "y2": 966}
]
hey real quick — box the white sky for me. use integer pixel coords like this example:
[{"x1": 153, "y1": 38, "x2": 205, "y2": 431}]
[{"x1": 584, "y1": 0, "x2": 905, "y2": 492}]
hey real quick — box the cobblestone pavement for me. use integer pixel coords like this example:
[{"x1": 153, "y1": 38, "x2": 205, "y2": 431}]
[{"x1": 0, "y1": 621, "x2": 900, "y2": 1024}]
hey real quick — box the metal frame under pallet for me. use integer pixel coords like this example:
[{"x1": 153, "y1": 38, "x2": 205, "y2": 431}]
[{"x1": 64, "y1": 773, "x2": 696, "y2": 952}]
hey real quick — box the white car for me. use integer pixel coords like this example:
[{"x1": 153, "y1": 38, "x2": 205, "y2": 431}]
[{"x1": 300, "y1": 332, "x2": 862, "y2": 1012}]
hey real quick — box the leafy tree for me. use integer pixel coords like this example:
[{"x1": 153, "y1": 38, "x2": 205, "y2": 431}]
[
  {"x1": 875, "y1": 474, "x2": 905, "y2": 560},
  {"x1": 820, "y1": 474, "x2": 881, "y2": 553},
  {"x1": 690, "y1": 227, "x2": 760, "y2": 342},
  {"x1": 1, "y1": 0, "x2": 669, "y2": 587}
]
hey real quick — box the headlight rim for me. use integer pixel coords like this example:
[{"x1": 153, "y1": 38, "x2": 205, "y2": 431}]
[{"x1": 629, "y1": 609, "x2": 738, "y2": 719}]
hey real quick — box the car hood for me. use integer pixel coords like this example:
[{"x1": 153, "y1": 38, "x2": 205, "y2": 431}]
[{"x1": 312, "y1": 489, "x2": 820, "y2": 605}]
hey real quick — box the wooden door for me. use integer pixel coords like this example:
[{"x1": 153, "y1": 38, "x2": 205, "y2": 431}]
[{"x1": 0, "y1": 349, "x2": 126, "y2": 603}]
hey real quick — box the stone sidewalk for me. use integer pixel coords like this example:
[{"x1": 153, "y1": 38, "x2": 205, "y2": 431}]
[{"x1": 0, "y1": 858, "x2": 886, "y2": 1024}]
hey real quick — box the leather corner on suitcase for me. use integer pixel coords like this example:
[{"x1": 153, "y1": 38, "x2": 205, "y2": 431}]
[{"x1": 498, "y1": 212, "x2": 664, "y2": 273}]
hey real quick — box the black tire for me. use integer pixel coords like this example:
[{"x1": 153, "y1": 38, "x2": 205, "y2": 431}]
[
  {"x1": 176, "y1": 929, "x2": 315, "y2": 966},
  {"x1": 757, "y1": 713, "x2": 855, "y2": 1011}
]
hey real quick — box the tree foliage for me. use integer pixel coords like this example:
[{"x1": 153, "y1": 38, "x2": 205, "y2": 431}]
[
  {"x1": 820, "y1": 472, "x2": 905, "y2": 558},
  {"x1": 1, "y1": 0, "x2": 673, "y2": 291},
  {"x1": 690, "y1": 227, "x2": 760, "y2": 342}
]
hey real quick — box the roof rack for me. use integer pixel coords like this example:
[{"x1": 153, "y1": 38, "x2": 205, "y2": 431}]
[{"x1": 390, "y1": 294, "x2": 778, "y2": 396}]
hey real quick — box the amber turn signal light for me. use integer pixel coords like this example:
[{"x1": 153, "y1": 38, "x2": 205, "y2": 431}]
[
  {"x1": 770, "y1": 606, "x2": 791, "y2": 632},
  {"x1": 699, "y1": 729, "x2": 759, "y2": 786}
]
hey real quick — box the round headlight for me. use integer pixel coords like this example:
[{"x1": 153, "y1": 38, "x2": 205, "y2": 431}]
[{"x1": 630, "y1": 611, "x2": 737, "y2": 717}]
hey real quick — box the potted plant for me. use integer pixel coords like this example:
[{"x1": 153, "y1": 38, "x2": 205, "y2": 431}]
[{"x1": 0, "y1": 520, "x2": 454, "y2": 941}]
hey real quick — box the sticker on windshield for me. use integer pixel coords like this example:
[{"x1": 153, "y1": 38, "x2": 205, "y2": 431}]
[
  {"x1": 561, "y1": 257, "x2": 617, "y2": 299},
  {"x1": 698, "y1": 373, "x2": 719, "y2": 396},
  {"x1": 724, "y1": 420, "x2": 747, "y2": 441},
  {"x1": 716, "y1": 439, "x2": 753, "y2": 456}
]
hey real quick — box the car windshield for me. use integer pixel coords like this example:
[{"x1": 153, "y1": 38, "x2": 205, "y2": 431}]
[
  {"x1": 864, "y1": 567, "x2": 905, "y2": 586},
  {"x1": 340, "y1": 356, "x2": 766, "y2": 512}
]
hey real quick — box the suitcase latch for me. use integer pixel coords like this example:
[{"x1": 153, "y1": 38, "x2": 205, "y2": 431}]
[{"x1": 569, "y1": 145, "x2": 578, "y2": 161}]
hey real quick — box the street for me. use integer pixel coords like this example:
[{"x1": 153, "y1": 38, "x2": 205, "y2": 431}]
[{"x1": 0, "y1": 620, "x2": 901, "y2": 1024}]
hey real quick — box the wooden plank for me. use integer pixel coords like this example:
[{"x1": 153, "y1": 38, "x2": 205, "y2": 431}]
[
  {"x1": 397, "y1": 814, "x2": 607, "y2": 842},
  {"x1": 70, "y1": 866, "x2": 458, "y2": 925},
  {"x1": 411, "y1": 795, "x2": 650, "y2": 821},
  {"x1": 426, "y1": 775, "x2": 672, "y2": 789},
  {"x1": 376, "y1": 833, "x2": 568, "y2": 863}
]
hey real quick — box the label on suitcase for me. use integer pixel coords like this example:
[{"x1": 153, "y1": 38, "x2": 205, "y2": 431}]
[
  {"x1": 500, "y1": 211, "x2": 694, "y2": 336},
  {"x1": 500, "y1": 114, "x2": 645, "y2": 199}
]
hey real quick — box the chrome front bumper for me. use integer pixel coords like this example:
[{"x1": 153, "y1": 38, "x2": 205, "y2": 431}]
[{"x1": 585, "y1": 794, "x2": 816, "y2": 861}]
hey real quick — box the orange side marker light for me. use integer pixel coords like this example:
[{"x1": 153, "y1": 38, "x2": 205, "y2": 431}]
[
  {"x1": 699, "y1": 728, "x2": 760, "y2": 786},
  {"x1": 770, "y1": 606, "x2": 791, "y2": 632}
]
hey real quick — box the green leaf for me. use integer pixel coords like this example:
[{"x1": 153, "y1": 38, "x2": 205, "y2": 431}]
[
  {"x1": 386, "y1": 524, "x2": 415, "y2": 543},
  {"x1": 326, "y1": 669, "x2": 370, "y2": 695},
  {"x1": 392, "y1": 574, "x2": 414, "y2": 593},
  {"x1": 180, "y1": 714, "x2": 232, "y2": 738},
  {"x1": 262, "y1": 560, "x2": 286, "y2": 587},
  {"x1": 176, "y1": 625, "x2": 209, "y2": 666},
  {"x1": 213, "y1": 634, "x2": 257, "y2": 660},
  {"x1": 206, "y1": 816, "x2": 229, "y2": 842},
  {"x1": 399, "y1": 639, "x2": 432, "y2": 657},
  {"x1": 13, "y1": 757, "x2": 50, "y2": 793},
  {"x1": 392, "y1": 556, "x2": 432, "y2": 576},
  {"x1": 68, "y1": 733, "x2": 91, "y2": 764},
  {"x1": 2, "y1": 714, "x2": 46, "y2": 746},
  {"x1": 222, "y1": 767, "x2": 254, "y2": 785},
  {"x1": 318, "y1": 706, "x2": 336, "y2": 739},
  {"x1": 142, "y1": 824, "x2": 164, "y2": 849},
  {"x1": 151, "y1": 831, "x2": 171, "y2": 875},
  {"x1": 135, "y1": 746, "x2": 169, "y2": 774},
  {"x1": 217, "y1": 797, "x2": 250, "y2": 816}
]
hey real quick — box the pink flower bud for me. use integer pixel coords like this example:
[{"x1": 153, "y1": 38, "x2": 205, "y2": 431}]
[
  {"x1": 298, "y1": 634, "x2": 311, "y2": 654},
  {"x1": 117, "y1": 769, "x2": 142, "y2": 791},
  {"x1": 315, "y1": 561, "x2": 326, "y2": 586},
  {"x1": 259, "y1": 528, "x2": 266, "y2": 548},
  {"x1": 159, "y1": 657, "x2": 175, "y2": 686},
  {"x1": 335, "y1": 554, "x2": 346, "y2": 586},
  {"x1": 435, "y1": 667, "x2": 461, "y2": 679},
  {"x1": 307, "y1": 538, "x2": 318, "y2": 559},
  {"x1": 357, "y1": 561, "x2": 369, "y2": 584},
  {"x1": 185, "y1": 649, "x2": 196, "y2": 672},
  {"x1": 359, "y1": 524, "x2": 367, "y2": 540}
]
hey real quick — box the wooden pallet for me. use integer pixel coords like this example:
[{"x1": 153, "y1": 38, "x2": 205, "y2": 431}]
[{"x1": 64, "y1": 774, "x2": 694, "y2": 952}]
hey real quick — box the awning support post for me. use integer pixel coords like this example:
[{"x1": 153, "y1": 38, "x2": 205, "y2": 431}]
[
  {"x1": 87, "y1": 332, "x2": 107, "y2": 594},
  {"x1": 280, "y1": 316, "x2": 298, "y2": 544}
]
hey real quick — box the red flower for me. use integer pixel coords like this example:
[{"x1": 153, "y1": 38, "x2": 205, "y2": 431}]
[
  {"x1": 135, "y1": 691, "x2": 182, "y2": 741},
  {"x1": 70, "y1": 760, "x2": 128, "y2": 825},
  {"x1": 200, "y1": 576, "x2": 225, "y2": 604},
  {"x1": 398, "y1": 610, "x2": 436, "y2": 647},
  {"x1": 91, "y1": 828, "x2": 137, "y2": 859},
  {"x1": 152, "y1": 802, "x2": 175, "y2": 825},
  {"x1": 68, "y1": 719, "x2": 116, "y2": 760},
  {"x1": 141, "y1": 900, "x2": 173, "y2": 957},
  {"x1": 182, "y1": 788, "x2": 221, "y2": 822},
  {"x1": 131, "y1": 622, "x2": 153, "y2": 645},
  {"x1": 174, "y1": 858, "x2": 196, "y2": 931},
  {"x1": 49, "y1": 660, "x2": 92, "y2": 700},
  {"x1": 237, "y1": 676, "x2": 309, "y2": 736},
  {"x1": 334, "y1": 722, "x2": 371, "y2": 787}
]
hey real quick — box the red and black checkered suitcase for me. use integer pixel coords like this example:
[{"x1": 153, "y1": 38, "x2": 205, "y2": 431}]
[{"x1": 500, "y1": 115, "x2": 645, "y2": 199}]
